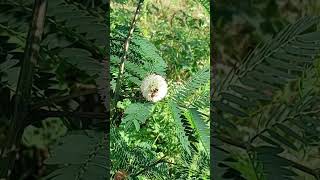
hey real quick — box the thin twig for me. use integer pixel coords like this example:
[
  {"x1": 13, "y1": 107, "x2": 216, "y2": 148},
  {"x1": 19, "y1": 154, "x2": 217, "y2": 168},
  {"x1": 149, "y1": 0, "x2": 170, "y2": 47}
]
[{"x1": 112, "y1": 0, "x2": 144, "y2": 109}]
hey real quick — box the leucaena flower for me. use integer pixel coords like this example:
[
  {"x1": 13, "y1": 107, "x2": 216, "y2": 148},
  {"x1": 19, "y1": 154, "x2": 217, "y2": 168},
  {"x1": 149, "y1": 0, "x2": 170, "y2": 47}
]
[{"x1": 140, "y1": 74, "x2": 168, "y2": 102}]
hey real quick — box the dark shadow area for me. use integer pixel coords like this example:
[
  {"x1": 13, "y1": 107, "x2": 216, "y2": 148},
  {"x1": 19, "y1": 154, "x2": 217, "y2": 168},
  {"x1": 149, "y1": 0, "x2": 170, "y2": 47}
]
[
  {"x1": 212, "y1": 0, "x2": 320, "y2": 179},
  {"x1": 0, "y1": 0, "x2": 109, "y2": 179}
]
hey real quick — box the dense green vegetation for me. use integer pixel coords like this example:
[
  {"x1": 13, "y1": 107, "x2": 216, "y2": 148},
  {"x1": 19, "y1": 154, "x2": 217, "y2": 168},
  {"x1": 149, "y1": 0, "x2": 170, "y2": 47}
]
[
  {"x1": 110, "y1": 0, "x2": 210, "y2": 179},
  {"x1": 0, "y1": 0, "x2": 210, "y2": 179}
]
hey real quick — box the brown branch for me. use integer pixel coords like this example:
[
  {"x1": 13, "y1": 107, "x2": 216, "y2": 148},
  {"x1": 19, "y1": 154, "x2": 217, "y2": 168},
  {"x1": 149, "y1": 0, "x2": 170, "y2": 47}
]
[
  {"x1": 0, "y1": 0, "x2": 47, "y2": 179},
  {"x1": 112, "y1": 0, "x2": 144, "y2": 109}
]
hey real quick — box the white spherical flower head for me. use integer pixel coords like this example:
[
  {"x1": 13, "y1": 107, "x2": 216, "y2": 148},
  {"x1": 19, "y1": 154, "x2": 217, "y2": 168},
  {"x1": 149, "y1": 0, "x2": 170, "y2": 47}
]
[{"x1": 140, "y1": 74, "x2": 168, "y2": 102}]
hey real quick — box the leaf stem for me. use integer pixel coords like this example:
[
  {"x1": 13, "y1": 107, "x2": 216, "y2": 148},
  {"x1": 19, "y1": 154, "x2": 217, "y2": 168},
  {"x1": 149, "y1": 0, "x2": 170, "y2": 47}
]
[{"x1": 112, "y1": 0, "x2": 144, "y2": 110}]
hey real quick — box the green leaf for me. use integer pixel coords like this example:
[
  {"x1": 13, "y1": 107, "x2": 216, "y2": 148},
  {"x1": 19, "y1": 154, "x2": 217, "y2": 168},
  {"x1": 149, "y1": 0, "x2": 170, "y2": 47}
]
[
  {"x1": 45, "y1": 131, "x2": 104, "y2": 164},
  {"x1": 121, "y1": 103, "x2": 153, "y2": 131},
  {"x1": 188, "y1": 108, "x2": 209, "y2": 155},
  {"x1": 168, "y1": 101, "x2": 191, "y2": 156}
]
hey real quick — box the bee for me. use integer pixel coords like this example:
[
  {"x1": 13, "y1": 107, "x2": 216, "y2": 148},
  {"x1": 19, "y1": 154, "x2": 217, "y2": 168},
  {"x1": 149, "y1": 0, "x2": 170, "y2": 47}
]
[{"x1": 150, "y1": 88, "x2": 159, "y2": 99}]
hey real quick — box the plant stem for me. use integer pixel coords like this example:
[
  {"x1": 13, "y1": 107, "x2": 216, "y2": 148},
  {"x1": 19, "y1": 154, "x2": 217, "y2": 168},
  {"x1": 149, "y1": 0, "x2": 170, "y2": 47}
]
[
  {"x1": 112, "y1": 0, "x2": 144, "y2": 110},
  {"x1": 0, "y1": 0, "x2": 47, "y2": 178},
  {"x1": 152, "y1": 134, "x2": 160, "y2": 146},
  {"x1": 247, "y1": 151, "x2": 262, "y2": 180}
]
